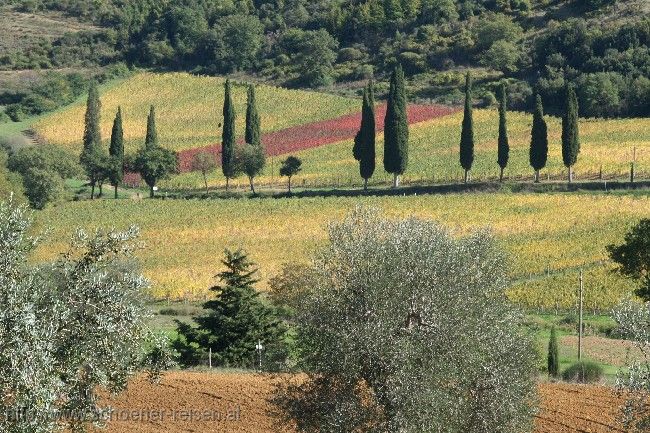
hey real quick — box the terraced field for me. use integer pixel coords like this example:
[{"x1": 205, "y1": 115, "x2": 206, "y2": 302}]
[
  {"x1": 33, "y1": 193, "x2": 646, "y2": 307},
  {"x1": 93, "y1": 372, "x2": 626, "y2": 433}
]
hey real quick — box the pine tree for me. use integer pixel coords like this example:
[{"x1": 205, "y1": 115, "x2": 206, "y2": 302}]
[
  {"x1": 80, "y1": 81, "x2": 103, "y2": 199},
  {"x1": 460, "y1": 72, "x2": 474, "y2": 183},
  {"x1": 354, "y1": 80, "x2": 376, "y2": 190},
  {"x1": 222, "y1": 79, "x2": 237, "y2": 190},
  {"x1": 530, "y1": 94, "x2": 548, "y2": 183},
  {"x1": 497, "y1": 83, "x2": 509, "y2": 182},
  {"x1": 145, "y1": 105, "x2": 158, "y2": 149},
  {"x1": 109, "y1": 107, "x2": 124, "y2": 199},
  {"x1": 562, "y1": 84, "x2": 580, "y2": 183},
  {"x1": 548, "y1": 326, "x2": 560, "y2": 378},
  {"x1": 383, "y1": 65, "x2": 409, "y2": 188},
  {"x1": 177, "y1": 249, "x2": 286, "y2": 368},
  {"x1": 245, "y1": 85, "x2": 261, "y2": 147}
]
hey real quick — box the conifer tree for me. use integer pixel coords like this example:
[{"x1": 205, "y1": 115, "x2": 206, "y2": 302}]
[
  {"x1": 222, "y1": 79, "x2": 237, "y2": 190},
  {"x1": 530, "y1": 94, "x2": 549, "y2": 183},
  {"x1": 175, "y1": 249, "x2": 286, "y2": 368},
  {"x1": 460, "y1": 72, "x2": 474, "y2": 184},
  {"x1": 383, "y1": 65, "x2": 408, "y2": 188},
  {"x1": 562, "y1": 84, "x2": 580, "y2": 183},
  {"x1": 353, "y1": 81, "x2": 376, "y2": 190},
  {"x1": 80, "y1": 81, "x2": 103, "y2": 199},
  {"x1": 548, "y1": 326, "x2": 560, "y2": 378},
  {"x1": 134, "y1": 106, "x2": 178, "y2": 198},
  {"x1": 497, "y1": 83, "x2": 509, "y2": 182},
  {"x1": 145, "y1": 105, "x2": 158, "y2": 149},
  {"x1": 109, "y1": 107, "x2": 124, "y2": 199},
  {"x1": 245, "y1": 85, "x2": 261, "y2": 147}
]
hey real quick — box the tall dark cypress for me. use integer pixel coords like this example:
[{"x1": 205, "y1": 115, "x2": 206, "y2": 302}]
[
  {"x1": 245, "y1": 85, "x2": 261, "y2": 147},
  {"x1": 222, "y1": 79, "x2": 236, "y2": 190},
  {"x1": 530, "y1": 94, "x2": 548, "y2": 183},
  {"x1": 81, "y1": 80, "x2": 102, "y2": 199},
  {"x1": 548, "y1": 326, "x2": 560, "y2": 378},
  {"x1": 109, "y1": 107, "x2": 124, "y2": 199},
  {"x1": 354, "y1": 81, "x2": 376, "y2": 190},
  {"x1": 561, "y1": 84, "x2": 580, "y2": 183},
  {"x1": 460, "y1": 72, "x2": 474, "y2": 183},
  {"x1": 145, "y1": 105, "x2": 158, "y2": 149},
  {"x1": 497, "y1": 83, "x2": 509, "y2": 182},
  {"x1": 383, "y1": 65, "x2": 409, "y2": 188}
]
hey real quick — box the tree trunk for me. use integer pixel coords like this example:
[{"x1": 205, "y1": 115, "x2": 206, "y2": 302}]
[
  {"x1": 249, "y1": 176, "x2": 255, "y2": 194},
  {"x1": 288, "y1": 177, "x2": 292, "y2": 194},
  {"x1": 98, "y1": 182, "x2": 103, "y2": 197},
  {"x1": 568, "y1": 166, "x2": 573, "y2": 184},
  {"x1": 90, "y1": 183, "x2": 95, "y2": 200},
  {"x1": 203, "y1": 173, "x2": 209, "y2": 195},
  {"x1": 150, "y1": 186, "x2": 155, "y2": 198},
  {"x1": 114, "y1": 184, "x2": 118, "y2": 199},
  {"x1": 499, "y1": 167, "x2": 504, "y2": 182},
  {"x1": 392, "y1": 174, "x2": 399, "y2": 188},
  {"x1": 364, "y1": 178, "x2": 368, "y2": 191},
  {"x1": 226, "y1": 177, "x2": 229, "y2": 191},
  {"x1": 534, "y1": 170, "x2": 540, "y2": 183},
  {"x1": 464, "y1": 170, "x2": 469, "y2": 184}
]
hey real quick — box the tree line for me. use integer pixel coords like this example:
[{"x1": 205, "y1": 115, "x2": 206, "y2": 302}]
[{"x1": 77, "y1": 68, "x2": 600, "y2": 199}]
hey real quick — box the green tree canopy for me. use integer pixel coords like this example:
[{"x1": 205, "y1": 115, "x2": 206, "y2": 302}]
[{"x1": 383, "y1": 65, "x2": 408, "y2": 188}]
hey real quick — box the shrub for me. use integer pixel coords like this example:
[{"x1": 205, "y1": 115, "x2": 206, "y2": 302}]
[{"x1": 562, "y1": 361, "x2": 604, "y2": 383}]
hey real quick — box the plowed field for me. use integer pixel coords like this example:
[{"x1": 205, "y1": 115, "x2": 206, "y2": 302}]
[{"x1": 93, "y1": 372, "x2": 626, "y2": 433}]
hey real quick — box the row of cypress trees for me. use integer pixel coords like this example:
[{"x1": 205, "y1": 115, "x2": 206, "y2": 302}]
[
  {"x1": 81, "y1": 81, "x2": 177, "y2": 199},
  {"x1": 353, "y1": 69, "x2": 582, "y2": 187},
  {"x1": 221, "y1": 79, "x2": 265, "y2": 191}
]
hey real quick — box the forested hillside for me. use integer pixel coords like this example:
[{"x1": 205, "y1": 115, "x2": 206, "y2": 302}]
[{"x1": 1, "y1": 0, "x2": 649, "y2": 117}]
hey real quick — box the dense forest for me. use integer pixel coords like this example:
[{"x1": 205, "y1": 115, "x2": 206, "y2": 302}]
[{"x1": 1, "y1": 0, "x2": 649, "y2": 117}]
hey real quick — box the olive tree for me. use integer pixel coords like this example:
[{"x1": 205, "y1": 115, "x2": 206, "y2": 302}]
[
  {"x1": 275, "y1": 207, "x2": 537, "y2": 433},
  {"x1": 0, "y1": 199, "x2": 173, "y2": 433},
  {"x1": 613, "y1": 300, "x2": 650, "y2": 432}
]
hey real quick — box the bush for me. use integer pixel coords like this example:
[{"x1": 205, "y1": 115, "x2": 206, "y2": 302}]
[
  {"x1": 562, "y1": 361, "x2": 604, "y2": 383},
  {"x1": 21, "y1": 168, "x2": 65, "y2": 209}
]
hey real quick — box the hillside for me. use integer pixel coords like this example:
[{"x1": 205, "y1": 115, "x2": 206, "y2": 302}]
[
  {"x1": 32, "y1": 72, "x2": 360, "y2": 153},
  {"x1": 33, "y1": 193, "x2": 646, "y2": 308}
]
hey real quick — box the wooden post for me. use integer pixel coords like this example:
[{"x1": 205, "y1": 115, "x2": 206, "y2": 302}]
[{"x1": 578, "y1": 270, "x2": 584, "y2": 362}]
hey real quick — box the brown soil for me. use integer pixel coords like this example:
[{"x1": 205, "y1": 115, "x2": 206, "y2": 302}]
[{"x1": 93, "y1": 371, "x2": 626, "y2": 433}]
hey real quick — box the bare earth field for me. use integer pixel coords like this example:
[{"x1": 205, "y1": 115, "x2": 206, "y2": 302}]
[{"x1": 94, "y1": 371, "x2": 625, "y2": 433}]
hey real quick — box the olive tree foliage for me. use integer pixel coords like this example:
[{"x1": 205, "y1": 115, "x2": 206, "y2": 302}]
[
  {"x1": 613, "y1": 300, "x2": 650, "y2": 432},
  {"x1": 274, "y1": 207, "x2": 537, "y2": 433},
  {"x1": 0, "y1": 199, "x2": 174, "y2": 433}
]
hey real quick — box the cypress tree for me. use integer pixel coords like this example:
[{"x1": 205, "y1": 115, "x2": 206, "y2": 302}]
[
  {"x1": 548, "y1": 326, "x2": 560, "y2": 378},
  {"x1": 497, "y1": 83, "x2": 509, "y2": 182},
  {"x1": 245, "y1": 85, "x2": 261, "y2": 147},
  {"x1": 222, "y1": 79, "x2": 236, "y2": 190},
  {"x1": 354, "y1": 80, "x2": 376, "y2": 190},
  {"x1": 530, "y1": 94, "x2": 548, "y2": 183},
  {"x1": 383, "y1": 65, "x2": 408, "y2": 188},
  {"x1": 109, "y1": 107, "x2": 124, "y2": 199},
  {"x1": 460, "y1": 72, "x2": 474, "y2": 183},
  {"x1": 561, "y1": 84, "x2": 580, "y2": 183},
  {"x1": 80, "y1": 81, "x2": 102, "y2": 199},
  {"x1": 145, "y1": 105, "x2": 158, "y2": 149}
]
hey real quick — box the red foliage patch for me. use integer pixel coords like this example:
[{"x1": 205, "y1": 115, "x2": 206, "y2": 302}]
[{"x1": 177, "y1": 104, "x2": 458, "y2": 172}]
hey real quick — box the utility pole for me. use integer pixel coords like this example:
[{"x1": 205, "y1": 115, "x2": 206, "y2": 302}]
[{"x1": 578, "y1": 269, "x2": 584, "y2": 361}]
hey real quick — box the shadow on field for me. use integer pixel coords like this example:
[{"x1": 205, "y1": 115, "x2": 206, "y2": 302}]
[{"x1": 165, "y1": 180, "x2": 650, "y2": 201}]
